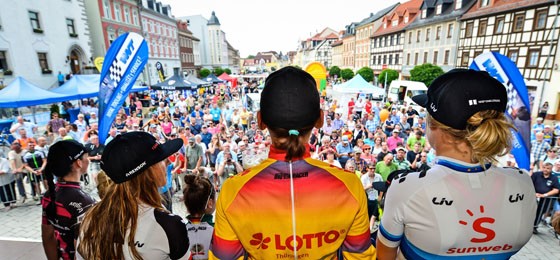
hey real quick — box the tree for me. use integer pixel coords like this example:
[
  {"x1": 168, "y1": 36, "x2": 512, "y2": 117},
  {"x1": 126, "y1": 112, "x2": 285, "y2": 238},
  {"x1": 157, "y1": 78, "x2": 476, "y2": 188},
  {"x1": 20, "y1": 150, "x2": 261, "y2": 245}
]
[
  {"x1": 247, "y1": 55, "x2": 255, "y2": 59},
  {"x1": 213, "y1": 67, "x2": 224, "y2": 76},
  {"x1": 224, "y1": 68, "x2": 232, "y2": 75},
  {"x1": 410, "y1": 63, "x2": 444, "y2": 87},
  {"x1": 357, "y1": 67, "x2": 374, "y2": 82},
  {"x1": 329, "y1": 66, "x2": 341, "y2": 78},
  {"x1": 378, "y1": 69, "x2": 399, "y2": 87},
  {"x1": 200, "y1": 68, "x2": 211, "y2": 78},
  {"x1": 340, "y1": 68, "x2": 354, "y2": 80}
]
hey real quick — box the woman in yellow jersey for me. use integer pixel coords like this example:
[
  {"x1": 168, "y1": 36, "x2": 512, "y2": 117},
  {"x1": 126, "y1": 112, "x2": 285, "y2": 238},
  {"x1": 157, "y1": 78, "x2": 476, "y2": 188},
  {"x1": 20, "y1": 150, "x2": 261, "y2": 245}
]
[{"x1": 210, "y1": 66, "x2": 375, "y2": 259}]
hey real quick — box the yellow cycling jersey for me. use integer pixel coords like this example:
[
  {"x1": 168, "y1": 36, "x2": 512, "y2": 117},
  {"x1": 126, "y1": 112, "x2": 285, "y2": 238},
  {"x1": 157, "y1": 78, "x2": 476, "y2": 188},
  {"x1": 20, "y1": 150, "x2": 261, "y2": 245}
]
[{"x1": 209, "y1": 146, "x2": 376, "y2": 259}]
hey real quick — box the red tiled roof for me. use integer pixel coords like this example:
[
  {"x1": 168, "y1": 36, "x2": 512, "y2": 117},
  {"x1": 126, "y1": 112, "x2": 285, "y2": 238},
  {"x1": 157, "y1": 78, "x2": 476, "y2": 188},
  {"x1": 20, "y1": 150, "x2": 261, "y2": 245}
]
[
  {"x1": 462, "y1": 0, "x2": 552, "y2": 20},
  {"x1": 374, "y1": 0, "x2": 423, "y2": 37},
  {"x1": 325, "y1": 32, "x2": 339, "y2": 39},
  {"x1": 331, "y1": 40, "x2": 343, "y2": 46}
]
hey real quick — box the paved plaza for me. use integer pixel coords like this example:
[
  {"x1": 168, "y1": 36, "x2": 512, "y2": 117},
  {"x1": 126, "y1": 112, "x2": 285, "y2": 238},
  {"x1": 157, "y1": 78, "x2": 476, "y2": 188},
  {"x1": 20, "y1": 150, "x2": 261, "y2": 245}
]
[{"x1": 0, "y1": 187, "x2": 559, "y2": 259}]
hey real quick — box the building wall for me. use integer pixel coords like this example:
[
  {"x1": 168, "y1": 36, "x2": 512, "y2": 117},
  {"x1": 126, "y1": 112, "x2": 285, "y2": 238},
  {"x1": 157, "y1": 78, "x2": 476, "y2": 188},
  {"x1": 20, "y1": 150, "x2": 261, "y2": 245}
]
[
  {"x1": 99, "y1": 0, "x2": 141, "y2": 50},
  {"x1": 342, "y1": 35, "x2": 355, "y2": 68},
  {"x1": 331, "y1": 44, "x2": 344, "y2": 67},
  {"x1": 457, "y1": 3, "x2": 559, "y2": 117},
  {"x1": 371, "y1": 32, "x2": 404, "y2": 75},
  {"x1": 183, "y1": 15, "x2": 210, "y2": 67},
  {"x1": 356, "y1": 23, "x2": 373, "y2": 70},
  {"x1": 402, "y1": 20, "x2": 460, "y2": 77},
  {"x1": 0, "y1": 0, "x2": 92, "y2": 88}
]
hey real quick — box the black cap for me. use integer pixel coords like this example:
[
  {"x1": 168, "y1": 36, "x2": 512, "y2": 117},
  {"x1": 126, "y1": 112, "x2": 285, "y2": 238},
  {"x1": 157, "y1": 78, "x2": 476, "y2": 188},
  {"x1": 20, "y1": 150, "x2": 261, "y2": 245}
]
[
  {"x1": 260, "y1": 66, "x2": 320, "y2": 130},
  {"x1": 101, "y1": 132, "x2": 183, "y2": 184},
  {"x1": 45, "y1": 140, "x2": 87, "y2": 177},
  {"x1": 412, "y1": 69, "x2": 507, "y2": 130}
]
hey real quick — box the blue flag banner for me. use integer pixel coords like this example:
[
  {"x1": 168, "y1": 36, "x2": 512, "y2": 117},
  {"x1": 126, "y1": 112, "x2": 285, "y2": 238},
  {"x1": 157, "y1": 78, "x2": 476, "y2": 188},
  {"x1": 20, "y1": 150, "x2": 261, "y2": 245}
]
[
  {"x1": 470, "y1": 52, "x2": 531, "y2": 170},
  {"x1": 98, "y1": 32, "x2": 149, "y2": 144}
]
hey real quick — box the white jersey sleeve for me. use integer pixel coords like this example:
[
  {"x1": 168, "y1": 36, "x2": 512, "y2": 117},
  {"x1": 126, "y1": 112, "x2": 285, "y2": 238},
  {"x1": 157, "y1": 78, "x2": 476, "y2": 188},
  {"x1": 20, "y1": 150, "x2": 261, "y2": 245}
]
[{"x1": 378, "y1": 157, "x2": 537, "y2": 259}]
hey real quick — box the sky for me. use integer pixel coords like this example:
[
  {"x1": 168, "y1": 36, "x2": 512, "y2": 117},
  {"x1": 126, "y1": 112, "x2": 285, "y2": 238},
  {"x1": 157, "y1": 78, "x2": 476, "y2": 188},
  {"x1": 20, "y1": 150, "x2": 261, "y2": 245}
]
[{"x1": 161, "y1": 0, "x2": 401, "y2": 58}]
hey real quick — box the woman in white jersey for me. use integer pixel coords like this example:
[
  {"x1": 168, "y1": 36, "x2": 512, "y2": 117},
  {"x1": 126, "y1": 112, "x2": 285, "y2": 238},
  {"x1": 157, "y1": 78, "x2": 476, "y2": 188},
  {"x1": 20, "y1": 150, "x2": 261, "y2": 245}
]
[{"x1": 377, "y1": 69, "x2": 537, "y2": 259}]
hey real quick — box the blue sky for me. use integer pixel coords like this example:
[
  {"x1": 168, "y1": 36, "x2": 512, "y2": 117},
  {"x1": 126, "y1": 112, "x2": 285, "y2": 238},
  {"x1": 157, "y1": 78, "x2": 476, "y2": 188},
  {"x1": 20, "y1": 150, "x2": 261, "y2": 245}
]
[{"x1": 162, "y1": 0, "x2": 402, "y2": 57}]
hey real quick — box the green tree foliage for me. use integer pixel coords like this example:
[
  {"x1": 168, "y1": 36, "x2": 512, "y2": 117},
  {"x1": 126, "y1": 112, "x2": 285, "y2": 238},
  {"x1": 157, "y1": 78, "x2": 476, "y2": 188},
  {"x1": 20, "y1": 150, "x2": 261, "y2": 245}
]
[
  {"x1": 378, "y1": 69, "x2": 399, "y2": 87},
  {"x1": 213, "y1": 67, "x2": 224, "y2": 76},
  {"x1": 200, "y1": 68, "x2": 211, "y2": 78},
  {"x1": 341, "y1": 68, "x2": 354, "y2": 80},
  {"x1": 357, "y1": 67, "x2": 374, "y2": 82},
  {"x1": 410, "y1": 63, "x2": 444, "y2": 87},
  {"x1": 247, "y1": 55, "x2": 255, "y2": 59},
  {"x1": 329, "y1": 66, "x2": 341, "y2": 78},
  {"x1": 224, "y1": 68, "x2": 232, "y2": 75}
]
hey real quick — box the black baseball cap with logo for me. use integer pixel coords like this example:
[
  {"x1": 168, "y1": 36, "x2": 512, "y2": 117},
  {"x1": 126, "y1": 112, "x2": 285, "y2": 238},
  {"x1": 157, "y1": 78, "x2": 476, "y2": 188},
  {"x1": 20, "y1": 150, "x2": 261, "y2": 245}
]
[
  {"x1": 260, "y1": 66, "x2": 320, "y2": 130},
  {"x1": 101, "y1": 132, "x2": 183, "y2": 184},
  {"x1": 44, "y1": 140, "x2": 87, "y2": 178},
  {"x1": 411, "y1": 69, "x2": 507, "y2": 130}
]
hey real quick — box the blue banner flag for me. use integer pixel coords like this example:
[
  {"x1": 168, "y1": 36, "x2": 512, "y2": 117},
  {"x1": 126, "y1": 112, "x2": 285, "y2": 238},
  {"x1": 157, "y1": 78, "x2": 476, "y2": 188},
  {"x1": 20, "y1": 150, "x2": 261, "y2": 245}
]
[
  {"x1": 470, "y1": 52, "x2": 531, "y2": 170},
  {"x1": 98, "y1": 32, "x2": 149, "y2": 144}
]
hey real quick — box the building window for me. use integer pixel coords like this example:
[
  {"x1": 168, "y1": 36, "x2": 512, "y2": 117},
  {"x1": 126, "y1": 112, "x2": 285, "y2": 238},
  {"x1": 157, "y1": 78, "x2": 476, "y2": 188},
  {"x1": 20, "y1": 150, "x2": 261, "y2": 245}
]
[
  {"x1": 465, "y1": 22, "x2": 474, "y2": 37},
  {"x1": 384, "y1": 37, "x2": 388, "y2": 47},
  {"x1": 414, "y1": 52, "x2": 419, "y2": 65},
  {"x1": 407, "y1": 53, "x2": 410, "y2": 65},
  {"x1": 383, "y1": 55, "x2": 387, "y2": 65},
  {"x1": 396, "y1": 34, "x2": 400, "y2": 45},
  {"x1": 535, "y1": 10, "x2": 547, "y2": 30},
  {"x1": 422, "y1": 9, "x2": 427, "y2": 19},
  {"x1": 433, "y1": 51, "x2": 438, "y2": 64},
  {"x1": 444, "y1": 50, "x2": 450, "y2": 65},
  {"x1": 527, "y1": 49, "x2": 540, "y2": 67},
  {"x1": 495, "y1": 17, "x2": 505, "y2": 34},
  {"x1": 423, "y1": 51, "x2": 428, "y2": 64},
  {"x1": 0, "y1": 51, "x2": 9, "y2": 72},
  {"x1": 455, "y1": 0, "x2": 462, "y2": 10},
  {"x1": 461, "y1": 52, "x2": 470, "y2": 66},
  {"x1": 508, "y1": 50, "x2": 519, "y2": 64},
  {"x1": 390, "y1": 35, "x2": 394, "y2": 45},
  {"x1": 474, "y1": 50, "x2": 483, "y2": 58},
  {"x1": 405, "y1": 16, "x2": 409, "y2": 23},
  {"x1": 437, "y1": 4, "x2": 442, "y2": 14},
  {"x1": 132, "y1": 10, "x2": 139, "y2": 25},
  {"x1": 426, "y1": 28, "x2": 430, "y2": 41},
  {"x1": 447, "y1": 23, "x2": 454, "y2": 38},
  {"x1": 416, "y1": 30, "x2": 421, "y2": 42},
  {"x1": 114, "y1": 2, "x2": 121, "y2": 22},
  {"x1": 103, "y1": 0, "x2": 111, "y2": 19},
  {"x1": 392, "y1": 19, "x2": 398, "y2": 27},
  {"x1": 408, "y1": 31, "x2": 412, "y2": 44},
  {"x1": 436, "y1": 26, "x2": 441, "y2": 40},
  {"x1": 28, "y1": 11, "x2": 42, "y2": 33},
  {"x1": 124, "y1": 6, "x2": 130, "y2": 24},
  {"x1": 478, "y1": 20, "x2": 487, "y2": 36},
  {"x1": 388, "y1": 54, "x2": 393, "y2": 65},
  {"x1": 395, "y1": 54, "x2": 399, "y2": 65},
  {"x1": 513, "y1": 14, "x2": 525, "y2": 32},
  {"x1": 373, "y1": 56, "x2": 377, "y2": 65},
  {"x1": 37, "y1": 52, "x2": 51, "y2": 73},
  {"x1": 66, "y1": 18, "x2": 77, "y2": 37},
  {"x1": 481, "y1": 0, "x2": 490, "y2": 7}
]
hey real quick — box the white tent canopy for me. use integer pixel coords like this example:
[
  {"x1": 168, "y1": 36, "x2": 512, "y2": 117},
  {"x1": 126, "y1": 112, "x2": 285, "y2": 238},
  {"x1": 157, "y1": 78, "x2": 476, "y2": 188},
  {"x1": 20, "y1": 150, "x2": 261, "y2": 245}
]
[{"x1": 333, "y1": 74, "x2": 385, "y2": 97}]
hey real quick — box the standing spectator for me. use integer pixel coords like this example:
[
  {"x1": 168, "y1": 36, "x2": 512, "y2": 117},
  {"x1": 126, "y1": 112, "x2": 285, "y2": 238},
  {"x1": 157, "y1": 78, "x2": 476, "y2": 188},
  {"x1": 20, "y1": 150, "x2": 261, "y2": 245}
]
[
  {"x1": 336, "y1": 136, "x2": 353, "y2": 168},
  {"x1": 375, "y1": 153, "x2": 398, "y2": 181},
  {"x1": 15, "y1": 128, "x2": 35, "y2": 150},
  {"x1": 348, "y1": 97, "x2": 355, "y2": 116},
  {"x1": 74, "y1": 114, "x2": 88, "y2": 140},
  {"x1": 42, "y1": 140, "x2": 95, "y2": 260},
  {"x1": 393, "y1": 147, "x2": 411, "y2": 171},
  {"x1": 57, "y1": 71, "x2": 65, "y2": 86},
  {"x1": 406, "y1": 142, "x2": 422, "y2": 164},
  {"x1": 543, "y1": 125, "x2": 554, "y2": 144},
  {"x1": 532, "y1": 162, "x2": 560, "y2": 234},
  {"x1": 10, "y1": 116, "x2": 37, "y2": 139},
  {"x1": 348, "y1": 147, "x2": 367, "y2": 173},
  {"x1": 386, "y1": 129, "x2": 403, "y2": 151},
  {"x1": 183, "y1": 175, "x2": 216, "y2": 259},
  {"x1": 531, "y1": 132, "x2": 551, "y2": 171},
  {"x1": 185, "y1": 137, "x2": 203, "y2": 175},
  {"x1": 85, "y1": 133, "x2": 104, "y2": 184},
  {"x1": 77, "y1": 132, "x2": 189, "y2": 259},
  {"x1": 22, "y1": 141, "x2": 45, "y2": 202},
  {"x1": 47, "y1": 112, "x2": 67, "y2": 136},
  {"x1": 332, "y1": 113, "x2": 344, "y2": 131},
  {"x1": 8, "y1": 142, "x2": 26, "y2": 204},
  {"x1": 355, "y1": 98, "x2": 364, "y2": 118},
  {"x1": 412, "y1": 151, "x2": 431, "y2": 171},
  {"x1": 322, "y1": 116, "x2": 335, "y2": 136},
  {"x1": 406, "y1": 106, "x2": 418, "y2": 127},
  {"x1": 406, "y1": 130, "x2": 426, "y2": 150},
  {"x1": 538, "y1": 101, "x2": 549, "y2": 119},
  {"x1": 361, "y1": 163, "x2": 383, "y2": 230},
  {"x1": 0, "y1": 154, "x2": 16, "y2": 211}
]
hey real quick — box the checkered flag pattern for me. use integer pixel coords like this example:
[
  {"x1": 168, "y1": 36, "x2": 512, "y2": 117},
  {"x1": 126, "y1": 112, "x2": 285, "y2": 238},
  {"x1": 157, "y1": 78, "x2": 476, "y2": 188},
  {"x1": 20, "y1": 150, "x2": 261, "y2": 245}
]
[
  {"x1": 505, "y1": 82, "x2": 517, "y2": 115},
  {"x1": 109, "y1": 59, "x2": 124, "y2": 84}
]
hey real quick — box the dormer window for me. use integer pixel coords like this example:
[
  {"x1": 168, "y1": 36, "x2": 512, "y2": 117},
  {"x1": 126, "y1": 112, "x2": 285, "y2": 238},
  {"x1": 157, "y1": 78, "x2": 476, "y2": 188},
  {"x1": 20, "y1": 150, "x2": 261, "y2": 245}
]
[
  {"x1": 392, "y1": 19, "x2": 398, "y2": 26},
  {"x1": 384, "y1": 22, "x2": 387, "y2": 29},
  {"x1": 481, "y1": 0, "x2": 490, "y2": 7},
  {"x1": 422, "y1": 9, "x2": 427, "y2": 18},
  {"x1": 455, "y1": 0, "x2": 462, "y2": 10},
  {"x1": 437, "y1": 4, "x2": 442, "y2": 14},
  {"x1": 405, "y1": 16, "x2": 409, "y2": 23}
]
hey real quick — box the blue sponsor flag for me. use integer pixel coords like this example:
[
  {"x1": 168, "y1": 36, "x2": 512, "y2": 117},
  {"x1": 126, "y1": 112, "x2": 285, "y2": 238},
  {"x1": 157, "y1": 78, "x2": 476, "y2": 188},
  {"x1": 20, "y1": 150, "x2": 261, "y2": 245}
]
[
  {"x1": 470, "y1": 52, "x2": 531, "y2": 170},
  {"x1": 98, "y1": 32, "x2": 149, "y2": 144}
]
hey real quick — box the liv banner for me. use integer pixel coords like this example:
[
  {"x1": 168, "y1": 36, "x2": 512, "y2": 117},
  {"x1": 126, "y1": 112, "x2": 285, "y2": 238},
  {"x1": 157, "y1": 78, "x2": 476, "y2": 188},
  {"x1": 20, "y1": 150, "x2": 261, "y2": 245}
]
[
  {"x1": 470, "y1": 52, "x2": 531, "y2": 170},
  {"x1": 98, "y1": 32, "x2": 148, "y2": 144}
]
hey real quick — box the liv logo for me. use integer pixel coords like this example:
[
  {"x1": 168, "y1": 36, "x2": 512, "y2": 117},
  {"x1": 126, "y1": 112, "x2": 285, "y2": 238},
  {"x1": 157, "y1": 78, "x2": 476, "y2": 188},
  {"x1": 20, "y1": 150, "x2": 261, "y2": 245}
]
[
  {"x1": 250, "y1": 233, "x2": 271, "y2": 249},
  {"x1": 459, "y1": 205, "x2": 496, "y2": 243}
]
